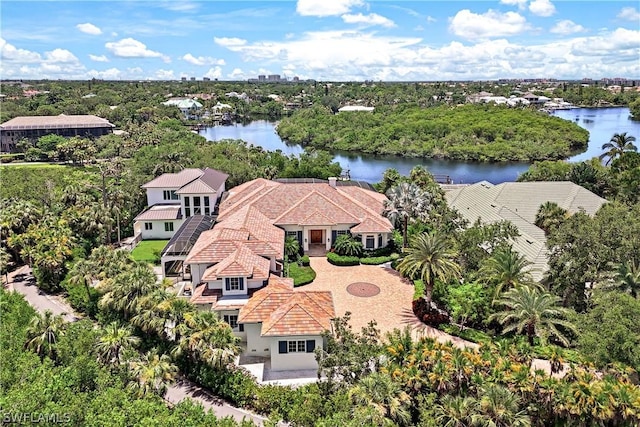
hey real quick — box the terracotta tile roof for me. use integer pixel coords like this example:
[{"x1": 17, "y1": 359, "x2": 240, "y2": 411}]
[
  {"x1": 134, "y1": 205, "x2": 182, "y2": 221},
  {"x1": 190, "y1": 285, "x2": 221, "y2": 305},
  {"x1": 142, "y1": 169, "x2": 204, "y2": 188},
  {"x1": 201, "y1": 245, "x2": 270, "y2": 280},
  {"x1": 0, "y1": 114, "x2": 115, "y2": 130},
  {"x1": 238, "y1": 277, "x2": 334, "y2": 337},
  {"x1": 350, "y1": 216, "x2": 391, "y2": 233}
]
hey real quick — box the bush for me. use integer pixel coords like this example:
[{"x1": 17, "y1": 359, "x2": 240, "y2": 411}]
[
  {"x1": 288, "y1": 263, "x2": 316, "y2": 286},
  {"x1": 361, "y1": 244, "x2": 395, "y2": 258},
  {"x1": 327, "y1": 252, "x2": 360, "y2": 266},
  {"x1": 300, "y1": 255, "x2": 310, "y2": 266},
  {"x1": 360, "y1": 255, "x2": 394, "y2": 265},
  {"x1": 413, "y1": 280, "x2": 425, "y2": 300},
  {"x1": 412, "y1": 297, "x2": 450, "y2": 327},
  {"x1": 188, "y1": 364, "x2": 257, "y2": 408},
  {"x1": 333, "y1": 234, "x2": 363, "y2": 257},
  {"x1": 64, "y1": 281, "x2": 100, "y2": 318},
  {"x1": 440, "y1": 324, "x2": 493, "y2": 345}
]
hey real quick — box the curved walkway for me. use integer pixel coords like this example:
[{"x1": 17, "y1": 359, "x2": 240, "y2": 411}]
[{"x1": 5, "y1": 266, "x2": 268, "y2": 426}]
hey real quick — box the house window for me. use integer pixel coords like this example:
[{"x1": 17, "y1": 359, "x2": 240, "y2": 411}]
[
  {"x1": 278, "y1": 339, "x2": 316, "y2": 354},
  {"x1": 164, "y1": 222, "x2": 174, "y2": 232},
  {"x1": 223, "y1": 315, "x2": 244, "y2": 332},
  {"x1": 184, "y1": 197, "x2": 190, "y2": 217},
  {"x1": 162, "y1": 190, "x2": 178, "y2": 200},
  {"x1": 144, "y1": 222, "x2": 153, "y2": 230},
  {"x1": 366, "y1": 235, "x2": 375, "y2": 249},
  {"x1": 286, "y1": 231, "x2": 298, "y2": 239},
  {"x1": 193, "y1": 197, "x2": 201, "y2": 215},
  {"x1": 204, "y1": 196, "x2": 210, "y2": 215},
  {"x1": 378, "y1": 234, "x2": 383, "y2": 247},
  {"x1": 336, "y1": 230, "x2": 347, "y2": 236},
  {"x1": 225, "y1": 277, "x2": 244, "y2": 291}
]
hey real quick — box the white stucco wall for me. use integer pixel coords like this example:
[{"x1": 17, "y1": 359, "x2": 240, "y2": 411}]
[
  {"x1": 269, "y1": 335, "x2": 321, "y2": 371},
  {"x1": 190, "y1": 263, "x2": 210, "y2": 284},
  {"x1": 134, "y1": 219, "x2": 182, "y2": 240},
  {"x1": 146, "y1": 188, "x2": 180, "y2": 206},
  {"x1": 218, "y1": 309, "x2": 246, "y2": 340},
  {"x1": 357, "y1": 232, "x2": 391, "y2": 250},
  {"x1": 243, "y1": 323, "x2": 272, "y2": 356}
]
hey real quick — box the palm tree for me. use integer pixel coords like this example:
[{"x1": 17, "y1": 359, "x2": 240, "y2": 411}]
[
  {"x1": 490, "y1": 285, "x2": 576, "y2": 346},
  {"x1": 95, "y1": 322, "x2": 141, "y2": 368},
  {"x1": 479, "y1": 246, "x2": 533, "y2": 300},
  {"x1": 174, "y1": 311, "x2": 240, "y2": 368},
  {"x1": 284, "y1": 236, "x2": 300, "y2": 261},
  {"x1": 534, "y1": 201, "x2": 568, "y2": 234},
  {"x1": 129, "y1": 349, "x2": 178, "y2": 397},
  {"x1": 25, "y1": 310, "x2": 66, "y2": 360},
  {"x1": 434, "y1": 395, "x2": 478, "y2": 427},
  {"x1": 383, "y1": 182, "x2": 431, "y2": 248},
  {"x1": 333, "y1": 234, "x2": 363, "y2": 257},
  {"x1": 613, "y1": 260, "x2": 640, "y2": 298},
  {"x1": 349, "y1": 372, "x2": 411, "y2": 426},
  {"x1": 397, "y1": 232, "x2": 461, "y2": 303},
  {"x1": 67, "y1": 259, "x2": 95, "y2": 301},
  {"x1": 473, "y1": 384, "x2": 531, "y2": 427},
  {"x1": 600, "y1": 132, "x2": 637, "y2": 165}
]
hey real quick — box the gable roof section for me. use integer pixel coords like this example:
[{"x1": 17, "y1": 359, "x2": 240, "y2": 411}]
[
  {"x1": 134, "y1": 205, "x2": 182, "y2": 221},
  {"x1": 238, "y1": 277, "x2": 334, "y2": 337},
  {"x1": 446, "y1": 181, "x2": 606, "y2": 281},
  {"x1": 201, "y1": 245, "x2": 270, "y2": 280},
  {"x1": 142, "y1": 169, "x2": 203, "y2": 189},
  {"x1": 176, "y1": 179, "x2": 216, "y2": 195}
]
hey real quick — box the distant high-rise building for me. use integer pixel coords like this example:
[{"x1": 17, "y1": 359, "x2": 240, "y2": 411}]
[
  {"x1": 258, "y1": 75, "x2": 266, "y2": 81},
  {"x1": 293, "y1": 76, "x2": 299, "y2": 82},
  {"x1": 181, "y1": 77, "x2": 187, "y2": 82},
  {"x1": 190, "y1": 77, "x2": 196, "y2": 81},
  {"x1": 203, "y1": 77, "x2": 211, "y2": 81},
  {"x1": 267, "y1": 74, "x2": 281, "y2": 81}
]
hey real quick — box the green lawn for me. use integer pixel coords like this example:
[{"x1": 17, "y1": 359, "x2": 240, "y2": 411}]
[
  {"x1": 288, "y1": 263, "x2": 316, "y2": 287},
  {"x1": 130, "y1": 240, "x2": 169, "y2": 264}
]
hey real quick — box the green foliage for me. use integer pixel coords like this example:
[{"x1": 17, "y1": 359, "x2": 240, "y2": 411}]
[
  {"x1": 64, "y1": 278, "x2": 100, "y2": 317},
  {"x1": 445, "y1": 281, "x2": 490, "y2": 329},
  {"x1": 299, "y1": 255, "x2": 310, "y2": 266},
  {"x1": 360, "y1": 255, "x2": 395, "y2": 265},
  {"x1": 284, "y1": 236, "x2": 300, "y2": 261},
  {"x1": 130, "y1": 240, "x2": 168, "y2": 264},
  {"x1": 440, "y1": 324, "x2": 493, "y2": 344},
  {"x1": 277, "y1": 104, "x2": 589, "y2": 161},
  {"x1": 326, "y1": 252, "x2": 360, "y2": 266},
  {"x1": 288, "y1": 263, "x2": 316, "y2": 286},
  {"x1": 574, "y1": 291, "x2": 640, "y2": 370},
  {"x1": 413, "y1": 280, "x2": 425, "y2": 300},
  {"x1": 454, "y1": 219, "x2": 519, "y2": 274},
  {"x1": 333, "y1": 234, "x2": 363, "y2": 257}
]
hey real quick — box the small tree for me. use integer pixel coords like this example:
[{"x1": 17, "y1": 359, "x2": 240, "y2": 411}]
[{"x1": 284, "y1": 236, "x2": 300, "y2": 261}]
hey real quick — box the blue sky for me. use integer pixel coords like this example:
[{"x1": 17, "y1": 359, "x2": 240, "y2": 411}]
[{"x1": 1, "y1": 0, "x2": 639, "y2": 81}]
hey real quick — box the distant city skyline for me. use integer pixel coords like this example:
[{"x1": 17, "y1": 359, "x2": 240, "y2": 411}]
[{"x1": 1, "y1": 0, "x2": 639, "y2": 81}]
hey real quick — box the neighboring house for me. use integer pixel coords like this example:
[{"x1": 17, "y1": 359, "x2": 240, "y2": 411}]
[
  {"x1": 162, "y1": 98, "x2": 203, "y2": 119},
  {"x1": 338, "y1": 105, "x2": 374, "y2": 112},
  {"x1": 0, "y1": 114, "x2": 115, "y2": 153},
  {"x1": 181, "y1": 176, "x2": 391, "y2": 371},
  {"x1": 134, "y1": 167, "x2": 228, "y2": 242},
  {"x1": 445, "y1": 181, "x2": 607, "y2": 281}
]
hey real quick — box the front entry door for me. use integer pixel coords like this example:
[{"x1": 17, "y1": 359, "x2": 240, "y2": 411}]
[{"x1": 310, "y1": 230, "x2": 323, "y2": 244}]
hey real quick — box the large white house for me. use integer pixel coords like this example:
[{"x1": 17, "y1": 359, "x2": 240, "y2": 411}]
[
  {"x1": 182, "y1": 177, "x2": 393, "y2": 372},
  {"x1": 133, "y1": 168, "x2": 228, "y2": 240}
]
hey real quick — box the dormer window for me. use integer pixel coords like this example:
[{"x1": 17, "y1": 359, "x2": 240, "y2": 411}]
[{"x1": 225, "y1": 277, "x2": 245, "y2": 291}]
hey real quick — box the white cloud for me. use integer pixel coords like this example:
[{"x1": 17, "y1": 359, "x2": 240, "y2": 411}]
[
  {"x1": 341, "y1": 13, "x2": 395, "y2": 28},
  {"x1": 89, "y1": 54, "x2": 109, "y2": 62},
  {"x1": 160, "y1": 1, "x2": 199, "y2": 12},
  {"x1": 0, "y1": 38, "x2": 41, "y2": 62},
  {"x1": 105, "y1": 38, "x2": 168, "y2": 62},
  {"x1": 76, "y1": 23, "x2": 102, "y2": 35},
  {"x1": 426, "y1": 16, "x2": 436, "y2": 23},
  {"x1": 214, "y1": 37, "x2": 247, "y2": 47},
  {"x1": 44, "y1": 49, "x2": 79, "y2": 63},
  {"x1": 227, "y1": 68, "x2": 246, "y2": 79},
  {"x1": 155, "y1": 69, "x2": 175, "y2": 79},
  {"x1": 550, "y1": 20, "x2": 586, "y2": 35},
  {"x1": 182, "y1": 53, "x2": 225, "y2": 66},
  {"x1": 204, "y1": 66, "x2": 223, "y2": 79},
  {"x1": 529, "y1": 0, "x2": 556, "y2": 17},
  {"x1": 617, "y1": 7, "x2": 640, "y2": 21},
  {"x1": 296, "y1": 0, "x2": 363, "y2": 17},
  {"x1": 500, "y1": 0, "x2": 527, "y2": 6},
  {"x1": 449, "y1": 10, "x2": 530, "y2": 40},
  {"x1": 87, "y1": 68, "x2": 122, "y2": 79}
]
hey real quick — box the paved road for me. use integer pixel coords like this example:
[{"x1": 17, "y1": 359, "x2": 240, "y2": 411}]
[{"x1": 5, "y1": 265, "x2": 268, "y2": 426}]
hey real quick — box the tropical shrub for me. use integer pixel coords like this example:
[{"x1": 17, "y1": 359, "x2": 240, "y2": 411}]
[
  {"x1": 300, "y1": 255, "x2": 310, "y2": 266},
  {"x1": 360, "y1": 255, "x2": 395, "y2": 265},
  {"x1": 327, "y1": 252, "x2": 360, "y2": 266},
  {"x1": 333, "y1": 234, "x2": 363, "y2": 257},
  {"x1": 412, "y1": 298, "x2": 450, "y2": 327},
  {"x1": 288, "y1": 263, "x2": 316, "y2": 286}
]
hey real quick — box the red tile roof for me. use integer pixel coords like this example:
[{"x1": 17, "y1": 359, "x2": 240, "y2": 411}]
[
  {"x1": 238, "y1": 277, "x2": 334, "y2": 337},
  {"x1": 201, "y1": 246, "x2": 270, "y2": 280}
]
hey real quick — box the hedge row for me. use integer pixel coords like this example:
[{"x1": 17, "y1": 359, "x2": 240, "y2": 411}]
[
  {"x1": 360, "y1": 255, "x2": 395, "y2": 265},
  {"x1": 326, "y1": 252, "x2": 360, "y2": 266}
]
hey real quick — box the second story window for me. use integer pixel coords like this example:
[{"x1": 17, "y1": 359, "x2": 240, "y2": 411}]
[
  {"x1": 225, "y1": 277, "x2": 244, "y2": 291},
  {"x1": 193, "y1": 197, "x2": 201, "y2": 215},
  {"x1": 184, "y1": 197, "x2": 190, "y2": 217},
  {"x1": 163, "y1": 190, "x2": 179, "y2": 200},
  {"x1": 204, "y1": 196, "x2": 210, "y2": 215},
  {"x1": 144, "y1": 222, "x2": 153, "y2": 230}
]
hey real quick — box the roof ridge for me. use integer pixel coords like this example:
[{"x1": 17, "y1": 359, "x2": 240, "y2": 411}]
[
  {"x1": 297, "y1": 291, "x2": 335, "y2": 318},
  {"x1": 262, "y1": 300, "x2": 323, "y2": 335},
  {"x1": 335, "y1": 186, "x2": 388, "y2": 222}
]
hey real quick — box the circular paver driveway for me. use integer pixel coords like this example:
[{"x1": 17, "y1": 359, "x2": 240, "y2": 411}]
[{"x1": 347, "y1": 282, "x2": 380, "y2": 297}]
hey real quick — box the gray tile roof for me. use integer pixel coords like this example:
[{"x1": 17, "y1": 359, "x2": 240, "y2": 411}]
[
  {"x1": 134, "y1": 205, "x2": 182, "y2": 221},
  {"x1": 141, "y1": 169, "x2": 204, "y2": 189},
  {"x1": 446, "y1": 181, "x2": 607, "y2": 281}
]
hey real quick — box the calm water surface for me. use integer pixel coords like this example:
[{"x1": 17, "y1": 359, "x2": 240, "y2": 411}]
[{"x1": 200, "y1": 107, "x2": 639, "y2": 184}]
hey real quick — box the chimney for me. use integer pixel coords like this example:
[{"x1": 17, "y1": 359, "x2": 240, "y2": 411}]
[{"x1": 328, "y1": 177, "x2": 337, "y2": 188}]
